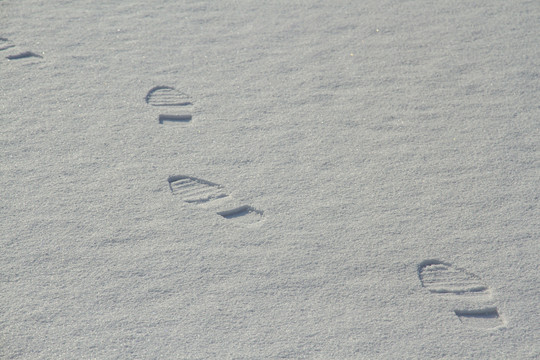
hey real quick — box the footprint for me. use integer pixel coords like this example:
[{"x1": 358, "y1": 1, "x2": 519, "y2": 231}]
[
  {"x1": 1, "y1": 37, "x2": 42, "y2": 61},
  {"x1": 419, "y1": 260, "x2": 489, "y2": 296},
  {"x1": 146, "y1": 86, "x2": 192, "y2": 124},
  {"x1": 418, "y1": 260, "x2": 504, "y2": 329},
  {"x1": 168, "y1": 175, "x2": 263, "y2": 223}
]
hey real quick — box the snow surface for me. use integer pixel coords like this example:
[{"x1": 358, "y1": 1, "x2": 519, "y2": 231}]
[{"x1": 1, "y1": 0, "x2": 539, "y2": 358}]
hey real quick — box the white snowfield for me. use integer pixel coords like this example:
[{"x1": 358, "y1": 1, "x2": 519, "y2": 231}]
[{"x1": 1, "y1": 0, "x2": 539, "y2": 358}]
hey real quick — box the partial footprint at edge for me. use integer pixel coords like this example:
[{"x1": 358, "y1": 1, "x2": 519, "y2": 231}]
[
  {"x1": 168, "y1": 175, "x2": 263, "y2": 224},
  {"x1": 418, "y1": 260, "x2": 505, "y2": 329},
  {"x1": 146, "y1": 86, "x2": 193, "y2": 124},
  {"x1": 0, "y1": 37, "x2": 15, "y2": 51}
]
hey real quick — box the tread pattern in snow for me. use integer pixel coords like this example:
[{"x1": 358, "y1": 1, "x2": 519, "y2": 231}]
[
  {"x1": 168, "y1": 175, "x2": 227, "y2": 203},
  {"x1": 419, "y1": 261, "x2": 488, "y2": 295},
  {"x1": 146, "y1": 86, "x2": 192, "y2": 106}
]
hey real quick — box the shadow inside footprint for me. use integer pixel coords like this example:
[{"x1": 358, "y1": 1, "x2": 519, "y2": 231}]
[
  {"x1": 159, "y1": 114, "x2": 192, "y2": 124},
  {"x1": 217, "y1": 205, "x2": 263, "y2": 222},
  {"x1": 6, "y1": 51, "x2": 42, "y2": 60},
  {"x1": 454, "y1": 308, "x2": 502, "y2": 329}
]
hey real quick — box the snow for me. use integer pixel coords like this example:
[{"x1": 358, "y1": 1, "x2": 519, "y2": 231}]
[{"x1": 1, "y1": 0, "x2": 539, "y2": 358}]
